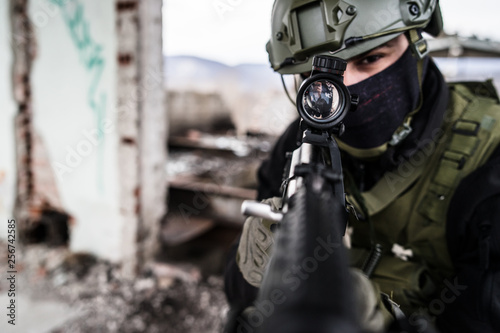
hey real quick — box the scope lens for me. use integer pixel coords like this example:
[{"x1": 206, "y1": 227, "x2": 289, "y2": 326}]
[{"x1": 301, "y1": 79, "x2": 342, "y2": 122}]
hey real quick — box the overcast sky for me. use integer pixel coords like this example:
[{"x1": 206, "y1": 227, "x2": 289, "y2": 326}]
[{"x1": 163, "y1": 0, "x2": 500, "y2": 65}]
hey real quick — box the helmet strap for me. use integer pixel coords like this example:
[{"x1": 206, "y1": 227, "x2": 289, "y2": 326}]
[
  {"x1": 281, "y1": 74, "x2": 297, "y2": 106},
  {"x1": 388, "y1": 29, "x2": 427, "y2": 147}
]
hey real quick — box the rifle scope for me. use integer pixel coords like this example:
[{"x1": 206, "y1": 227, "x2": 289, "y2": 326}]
[{"x1": 297, "y1": 55, "x2": 358, "y2": 131}]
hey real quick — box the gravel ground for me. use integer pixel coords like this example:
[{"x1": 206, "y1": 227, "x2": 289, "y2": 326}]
[{"x1": 0, "y1": 241, "x2": 229, "y2": 333}]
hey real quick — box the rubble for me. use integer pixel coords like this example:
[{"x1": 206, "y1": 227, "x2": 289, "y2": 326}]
[
  {"x1": 163, "y1": 131, "x2": 272, "y2": 245},
  {"x1": 0, "y1": 241, "x2": 229, "y2": 332},
  {"x1": 167, "y1": 130, "x2": 272, "y2": 182}
]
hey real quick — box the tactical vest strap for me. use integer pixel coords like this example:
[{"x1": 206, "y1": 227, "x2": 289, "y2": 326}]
[
  {"x1": 419, "y1": 82, "x2": 500, "y2": 223},
  {"x1": 362, "y1": 160, "x2": 426, "y2": 216},
  {"x1": 345, "y1": 157, "x2": 427, "y2": 220},
  {"x1": 388, "y1": 29, "x2": 427, "y2": 146}
]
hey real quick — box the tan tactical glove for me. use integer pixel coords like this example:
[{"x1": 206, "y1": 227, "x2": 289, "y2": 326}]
[
  {"x1": 236, "y1": 197, "x2": 281, "y2": 287},
  {"x1": 236, "y1": 198, "x2": 394, "y2": 333}
]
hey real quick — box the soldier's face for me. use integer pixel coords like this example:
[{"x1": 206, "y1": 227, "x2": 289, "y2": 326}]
[
  {"x1": 312, "y1": 82, "x2": 322, "y2": 93},
  {"x1": 343, "y1": 34, "x2": 409, "y2": 86}
]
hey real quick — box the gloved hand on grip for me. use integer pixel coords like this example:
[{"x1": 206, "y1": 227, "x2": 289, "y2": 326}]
[{"x1": 236, "y1": 197, "x2": 281, "y2": 287}]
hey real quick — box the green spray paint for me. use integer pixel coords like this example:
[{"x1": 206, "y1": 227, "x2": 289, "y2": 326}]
[{"x1": 50, "y1": 0, "x2": 107, "y2": 192}]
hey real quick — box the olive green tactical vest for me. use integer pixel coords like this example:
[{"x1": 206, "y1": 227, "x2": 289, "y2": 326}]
[{"x1": 346, "y1": 81, "x2": 500, "y2": 315}]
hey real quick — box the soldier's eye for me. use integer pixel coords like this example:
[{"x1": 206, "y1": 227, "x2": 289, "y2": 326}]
[{"x1": 359, "y1": 54, "x2": 383, "y2": 65}]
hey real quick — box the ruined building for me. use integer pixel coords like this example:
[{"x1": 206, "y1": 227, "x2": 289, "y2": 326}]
[{"x1": 0, "y1": 0, "x2": 166, "y2": 276}]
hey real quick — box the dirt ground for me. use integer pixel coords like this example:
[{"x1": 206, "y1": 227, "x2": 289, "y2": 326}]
[{"x1": 0, "y1": 240, "x2": 229, "y2": 333}]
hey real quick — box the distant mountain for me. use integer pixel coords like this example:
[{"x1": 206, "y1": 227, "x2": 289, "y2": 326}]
[
  {"x1": 164, "y1": 55, "x2": 500, "y2": 96},
  {"x1": 164, "y1": 55, "x2": 229, "y2": 87},
  {"x1": 164, "y1": 55, "x2": 284, "y2": 93},
  {"x1": 163, "y1": 54, "x2": 500, "y2": 137}
]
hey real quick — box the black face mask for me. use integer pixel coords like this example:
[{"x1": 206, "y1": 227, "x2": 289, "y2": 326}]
[{"x1": 339, "y1": 47, "x2": 425, "y2": 150}]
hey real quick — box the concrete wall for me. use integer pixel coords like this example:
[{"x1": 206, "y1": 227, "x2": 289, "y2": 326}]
[
  {"x1": 0, "y1": 2, "x2": 17, "y2": 237},
  {"x1": 167, "y1": 91, "x2": 233, "y2": 135},
  {"x1": 28, "y1": 0, "x2": 122, "y2": 259},
  {"x1": 1, "y1": 0, "x2": 166, "y2": 274}
]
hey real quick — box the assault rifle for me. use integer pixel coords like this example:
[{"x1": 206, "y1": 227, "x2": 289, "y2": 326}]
[{"x1": 240, "y1": 56, "x2": 362, "y2": 333}]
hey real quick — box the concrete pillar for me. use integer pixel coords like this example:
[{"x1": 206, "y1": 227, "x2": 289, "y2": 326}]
[
  {"x1": 0, "y1": 2, "x2": 17, "y2": 231},
  {"x1": 9, "y1": 0, "x2": 37, "y2": 234},
  {"x1": 116, "y1": 0, "x2": 167, "y2": 275},
  {"x1": 115, "y1": 0, "x2": 142, "y2": 275},
  {"x1": 137, "y1": 0, "x2": 167, "y2": 265}
]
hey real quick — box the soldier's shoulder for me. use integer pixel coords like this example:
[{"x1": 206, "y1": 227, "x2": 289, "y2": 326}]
[{"x1": 447, "y1": 79, "x2": 500, "y2": 104}]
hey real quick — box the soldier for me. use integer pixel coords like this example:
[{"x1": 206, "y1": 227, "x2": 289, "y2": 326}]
[{"x1": 225, "y1": 1, "x2": 500, "y2": 332}]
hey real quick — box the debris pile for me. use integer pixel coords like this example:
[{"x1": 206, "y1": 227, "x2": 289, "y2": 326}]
[
  {"x1": 163, "y1": 131, "x2": 273, "y2": 246},
  {"x1": 0, "y1": 242, "x2": 229, "y2": 333},
  {"x1": 0, "y1": 132, "x2": 278, "y2": 332}
]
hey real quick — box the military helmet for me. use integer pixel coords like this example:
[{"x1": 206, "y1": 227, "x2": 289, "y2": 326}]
[{"x1": 266, "y1": 0, "x2": 443, "y2": 74}]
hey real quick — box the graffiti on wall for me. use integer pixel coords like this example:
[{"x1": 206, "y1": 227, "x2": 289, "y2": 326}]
[{"x1": 50, "y1": 0, "x2": 107, "y2": 191}]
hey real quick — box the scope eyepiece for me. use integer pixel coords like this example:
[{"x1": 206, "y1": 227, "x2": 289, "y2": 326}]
[{"x1": 296, "y1": 56, "x2": 355, "y2": 131}]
